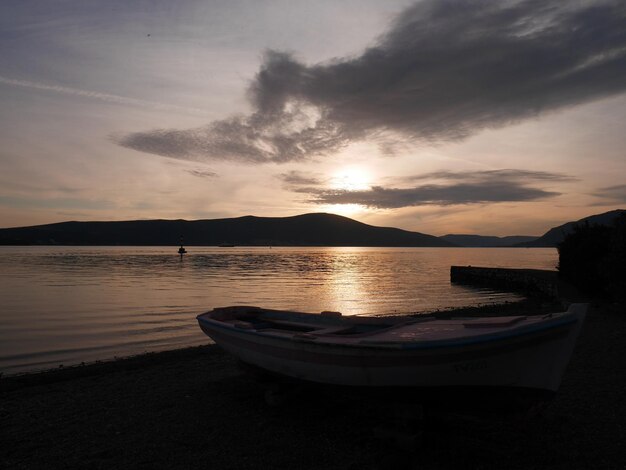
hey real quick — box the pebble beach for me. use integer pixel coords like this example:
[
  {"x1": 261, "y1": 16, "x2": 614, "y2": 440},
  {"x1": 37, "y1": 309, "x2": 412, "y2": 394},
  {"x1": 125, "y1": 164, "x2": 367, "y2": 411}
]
[{"x1": 2, "y1": 300, "x2": 625, "y2": 469}]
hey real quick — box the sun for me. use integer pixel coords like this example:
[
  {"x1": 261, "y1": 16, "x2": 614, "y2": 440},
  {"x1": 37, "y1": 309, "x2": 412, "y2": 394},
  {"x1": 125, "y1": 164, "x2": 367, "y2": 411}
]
[
  {"x1": 323, "y1": 167, "x2": 372, "y2": 216},
  {"x1": 319, "y1": 203, "x2": 367, "y2": 217},
  {"x1": 330, "y1": 167, "x2": 371, "y2": 191}
]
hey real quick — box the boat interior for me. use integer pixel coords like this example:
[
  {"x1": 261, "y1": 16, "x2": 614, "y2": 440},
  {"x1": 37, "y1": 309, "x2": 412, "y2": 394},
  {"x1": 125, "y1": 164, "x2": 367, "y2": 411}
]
[
  {"x1": 209, "y1": 306, "x2": 399, "y2": 337},
  {"x1": 202, "y1": 306, "x2": 563, "y2": 342}
]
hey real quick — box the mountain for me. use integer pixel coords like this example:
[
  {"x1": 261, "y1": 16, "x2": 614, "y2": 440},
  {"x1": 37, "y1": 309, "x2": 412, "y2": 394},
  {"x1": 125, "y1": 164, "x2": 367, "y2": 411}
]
[
  {"x1": 0, "y1": 213, "x2": 455, "y2": 247},
  {"x1": 516, "y1": 209, "x2": 626, "y2": 247},
  {"x1": 440, "y1": 234, "x2": 538, "y2": 247}
]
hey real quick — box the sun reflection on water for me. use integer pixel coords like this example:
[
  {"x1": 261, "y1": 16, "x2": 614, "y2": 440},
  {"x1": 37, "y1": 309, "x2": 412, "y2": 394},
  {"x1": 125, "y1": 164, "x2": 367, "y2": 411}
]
[{"x1": 0, "y1": 246, "x2": 557, "y2": 373}]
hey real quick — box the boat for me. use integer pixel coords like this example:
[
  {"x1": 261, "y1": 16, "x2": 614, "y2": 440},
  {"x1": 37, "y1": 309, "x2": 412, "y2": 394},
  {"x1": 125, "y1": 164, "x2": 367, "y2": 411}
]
[{"x1": 196, "y1": 303, "x2": 586, "y2": 393}]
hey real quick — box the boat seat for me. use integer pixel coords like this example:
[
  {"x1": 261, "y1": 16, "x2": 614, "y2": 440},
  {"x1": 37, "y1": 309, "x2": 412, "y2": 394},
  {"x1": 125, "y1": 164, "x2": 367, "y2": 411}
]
[
  {"x1": 320, "y1": 311, "x2": 342, "y2": 317},
  {"x1": 232, "y1": 320, "x2": 256, "y2": 329},
  {"x1": 311, "y1": 326, "x2": 353, "y2": 335},
  {"x1": 463, "y1": 316, "x2": 527, "y2": 328},
  {"x1": 293, "y1": 333, "x2": 317, "y2": 341},
  {"x1": 291, "y1": 326, "x2": 353, "y2": 339},
  {"x1": 266, "y1": 319, "x2": 324, "y2": 330}
]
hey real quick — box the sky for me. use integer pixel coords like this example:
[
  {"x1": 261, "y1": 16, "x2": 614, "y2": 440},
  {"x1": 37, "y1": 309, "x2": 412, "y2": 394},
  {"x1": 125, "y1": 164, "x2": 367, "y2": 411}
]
[{"x1": 1, "y1": 0, "x2": 625, "y2": 236}]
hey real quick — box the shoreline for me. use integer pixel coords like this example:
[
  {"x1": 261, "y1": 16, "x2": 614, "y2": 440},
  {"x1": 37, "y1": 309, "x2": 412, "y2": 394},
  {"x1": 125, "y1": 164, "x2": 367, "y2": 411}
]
[
  {"x1": 0, "y1": 344, "x2": 222, "y2": 390},
  {"x1": 2, "y1": 297, "x2": 555, "y2": 382}
]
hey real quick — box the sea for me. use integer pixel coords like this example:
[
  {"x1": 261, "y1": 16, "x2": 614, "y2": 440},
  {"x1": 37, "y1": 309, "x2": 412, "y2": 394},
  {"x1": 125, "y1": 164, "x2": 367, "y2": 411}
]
[{"x1": 0, "y1": 246, "x2": 557, "y2": 374}]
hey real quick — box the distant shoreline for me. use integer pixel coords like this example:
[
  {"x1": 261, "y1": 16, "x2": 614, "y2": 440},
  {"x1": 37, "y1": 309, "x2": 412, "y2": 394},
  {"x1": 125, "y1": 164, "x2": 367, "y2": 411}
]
[
  {"x1": 0, "y1": 244, "x2": 556, "y2": 248},
  {"x1": 1, "y1": 210, "x2": 622, "y2": 248}
]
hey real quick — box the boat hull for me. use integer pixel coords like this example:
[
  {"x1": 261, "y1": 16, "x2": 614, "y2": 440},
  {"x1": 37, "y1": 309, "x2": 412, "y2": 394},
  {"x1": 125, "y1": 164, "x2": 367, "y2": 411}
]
[{"x1": 198, "y1": 304, "x2": 586, "y2": 392}]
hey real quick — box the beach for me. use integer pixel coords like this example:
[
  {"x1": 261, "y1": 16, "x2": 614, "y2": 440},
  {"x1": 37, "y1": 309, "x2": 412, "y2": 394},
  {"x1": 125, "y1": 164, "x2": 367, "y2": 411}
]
[{"x1": 2, "y1": 300, "x2": 625, "y2": 469}]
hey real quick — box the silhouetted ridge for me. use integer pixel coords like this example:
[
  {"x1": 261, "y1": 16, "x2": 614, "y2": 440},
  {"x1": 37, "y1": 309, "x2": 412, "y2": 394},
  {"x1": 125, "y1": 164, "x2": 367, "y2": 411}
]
[
  {"x1": 516, "y1": 209, "x2": 625, "y2": 247},
  {"x1": 0, "y1": 213, "x2": 453, "y2": 247},
  {"x1": 440, "y1": 234, "x2": 538, "y2": 247}
]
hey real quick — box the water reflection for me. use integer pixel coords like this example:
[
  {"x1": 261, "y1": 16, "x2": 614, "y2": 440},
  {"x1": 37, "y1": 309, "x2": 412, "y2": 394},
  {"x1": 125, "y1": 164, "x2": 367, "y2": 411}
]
[
  {"x1": 325, "y1": 249, "x2": 370, "y2": 314},
  {"x1": 0, "y1": 246, "x2": 557, "y2": 373}
]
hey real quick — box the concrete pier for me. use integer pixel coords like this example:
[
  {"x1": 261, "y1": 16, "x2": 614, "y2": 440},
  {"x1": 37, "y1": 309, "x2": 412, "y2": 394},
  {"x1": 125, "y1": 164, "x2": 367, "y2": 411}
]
[{"x1": 450, "y1": 266, "x2": 559, "y2": 300}]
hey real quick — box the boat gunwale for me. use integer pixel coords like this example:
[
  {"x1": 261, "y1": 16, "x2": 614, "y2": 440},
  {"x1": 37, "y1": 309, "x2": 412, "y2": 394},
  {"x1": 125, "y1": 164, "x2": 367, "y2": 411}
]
[{"x1": 196, "y1": 308, "x2": 581, "y2": 351}]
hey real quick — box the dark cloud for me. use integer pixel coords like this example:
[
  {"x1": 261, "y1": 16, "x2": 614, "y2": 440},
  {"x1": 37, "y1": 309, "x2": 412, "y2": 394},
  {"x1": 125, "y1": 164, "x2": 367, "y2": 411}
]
[
  {"x1": 186, "y1": 168, "x2": 217, "y2": 178},
  {"x1": 302, "y1": 168, "x2": 569, "y2": 208},
  {"x1": 277, "y1": 170, "x2": 325, "y2": 186},
  {"x1": 404, "y1": 169, "x2": 577, "y2": 183},
  {"x1": 118, "y1": 0, "x2": 626, "y2": 163},
  {"x1": 309, "y1": 184, "x2": 559, "y2": 208},
  {"x1": 117, "y1": 108, "x2": 350, "y2": 164},
  {"x1": 592, "y1": 184, "x2": 626, "y2": 203}
]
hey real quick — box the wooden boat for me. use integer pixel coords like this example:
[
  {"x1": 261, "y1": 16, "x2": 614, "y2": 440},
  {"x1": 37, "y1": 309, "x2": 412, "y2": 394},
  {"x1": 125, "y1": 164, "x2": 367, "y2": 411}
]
[{"x1": 197, "y1": 303, "x2": 586, "y2": 393}]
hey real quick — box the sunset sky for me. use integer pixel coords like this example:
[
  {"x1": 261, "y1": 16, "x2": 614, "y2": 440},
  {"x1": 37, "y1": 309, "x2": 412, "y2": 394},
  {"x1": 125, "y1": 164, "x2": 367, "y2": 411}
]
[{"x1": 1, "y1": 0, "x2": 625, "y2": 236}]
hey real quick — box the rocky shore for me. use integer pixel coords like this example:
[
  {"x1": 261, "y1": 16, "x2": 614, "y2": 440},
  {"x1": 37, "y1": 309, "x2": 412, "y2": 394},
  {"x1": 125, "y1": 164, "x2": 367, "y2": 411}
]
[{"x1": 2, "y1": 300, "x2": 625, "y2": 469}]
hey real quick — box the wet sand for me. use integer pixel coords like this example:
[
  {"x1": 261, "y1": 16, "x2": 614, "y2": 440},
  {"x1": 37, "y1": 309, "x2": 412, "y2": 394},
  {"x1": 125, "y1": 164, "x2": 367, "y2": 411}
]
[{"x1": 2, "y1": 301, "x2": 625, "y2": 469}]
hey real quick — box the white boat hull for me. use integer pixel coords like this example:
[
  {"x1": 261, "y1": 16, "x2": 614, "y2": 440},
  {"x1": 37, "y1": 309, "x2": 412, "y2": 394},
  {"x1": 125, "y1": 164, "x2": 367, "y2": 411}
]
[{"x1": 198, "y1": 304, "x2": 586, "y2": 392}]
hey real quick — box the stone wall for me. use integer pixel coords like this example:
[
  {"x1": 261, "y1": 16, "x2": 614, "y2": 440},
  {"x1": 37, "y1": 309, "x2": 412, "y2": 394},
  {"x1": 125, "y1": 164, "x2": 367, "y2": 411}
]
[{"x1": 450, "y1": 266, "x2": 559, "y2": 300}]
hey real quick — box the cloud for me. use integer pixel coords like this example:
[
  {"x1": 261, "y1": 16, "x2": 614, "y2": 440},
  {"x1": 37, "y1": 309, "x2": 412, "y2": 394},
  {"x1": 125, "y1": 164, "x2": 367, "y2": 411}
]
[
  {"x1": 404, "y1": 169, "x2": 577, "y2": 183},
  {"x1": 592, "y1": 184, "x2": 626, "y2": 203},
  {"x1": 117, "y1": 106, "x2": 350, "y2": 164},
  {"x1": 0, "y1": 76, "x2": 210, "y2": 116},
  {"x1": 277, "y1": 170, "x2": 325, "y2": 186},
  {"x1": 308, "y1": 184, "x2": 559, "y2": 208},
  {"x1": 118, "y1": 0, "x2": 626, "y2": 163},
  {"x1": 0, "y1": 195, "x2": 115, "y2": 211},
  {"x1": 300, "y1": 168, "x2": 569, "y2": 208},
  {"x1": 186, "y1": 168, "x2": 217, "y2": 178}
]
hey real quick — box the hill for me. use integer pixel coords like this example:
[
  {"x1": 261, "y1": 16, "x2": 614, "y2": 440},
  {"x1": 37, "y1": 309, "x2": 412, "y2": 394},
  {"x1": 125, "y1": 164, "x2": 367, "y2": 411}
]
[
  {"x1": 440, "y1": 234, "x2": 538, "y2": 247},
  {"x1": 517, "y1": 209, "x2": 626, "y2": 247},
  {"x1": 0, "y1": 213, "x2": 454, "y2": 247}
]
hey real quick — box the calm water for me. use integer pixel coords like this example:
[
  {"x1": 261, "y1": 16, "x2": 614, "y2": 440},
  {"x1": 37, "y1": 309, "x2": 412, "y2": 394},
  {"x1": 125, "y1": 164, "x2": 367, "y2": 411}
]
[{"x1": 0, "y1": 246, "x2": 557, "y2": 374}]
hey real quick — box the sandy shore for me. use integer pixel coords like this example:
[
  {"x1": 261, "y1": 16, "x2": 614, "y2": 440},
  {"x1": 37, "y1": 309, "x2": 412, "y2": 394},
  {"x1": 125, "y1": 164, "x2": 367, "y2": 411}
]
[{"x1": 2, "y1": 301, "x2": 625, "y2": 469}]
